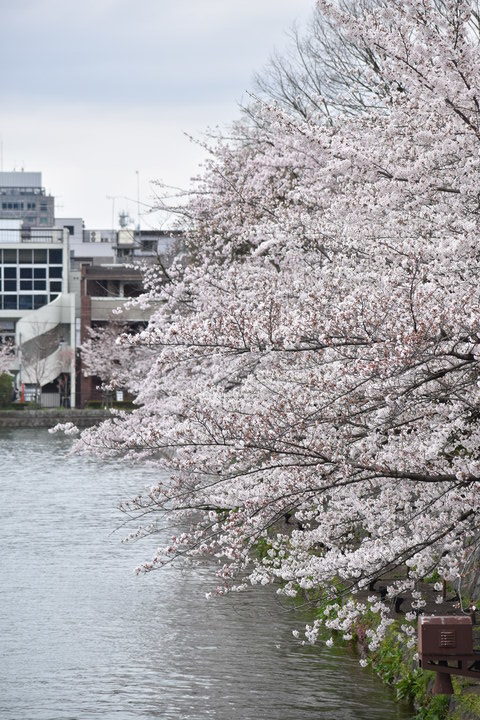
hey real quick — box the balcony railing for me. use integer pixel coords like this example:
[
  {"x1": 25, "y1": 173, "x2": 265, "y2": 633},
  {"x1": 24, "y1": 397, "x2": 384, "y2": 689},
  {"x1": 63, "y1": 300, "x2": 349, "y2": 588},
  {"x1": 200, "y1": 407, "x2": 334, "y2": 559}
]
[{"x1": 0, "y1": 228, "x2": 65, "y2": 244}]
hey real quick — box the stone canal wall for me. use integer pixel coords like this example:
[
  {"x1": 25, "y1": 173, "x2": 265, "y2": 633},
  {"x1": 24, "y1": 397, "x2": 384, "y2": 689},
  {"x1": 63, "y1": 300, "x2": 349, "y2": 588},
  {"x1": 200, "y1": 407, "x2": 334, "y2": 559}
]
[{"x1": 0, "y1": 409, "x2": 111, "y2": 428}]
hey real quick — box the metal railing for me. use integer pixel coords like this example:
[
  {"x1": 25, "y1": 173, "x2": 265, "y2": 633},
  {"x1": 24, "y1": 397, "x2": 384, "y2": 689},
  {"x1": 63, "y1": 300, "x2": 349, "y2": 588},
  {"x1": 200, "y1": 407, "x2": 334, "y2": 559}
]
[{"x1": 0, "y1": 228, "x2": 65, "y2": 244}]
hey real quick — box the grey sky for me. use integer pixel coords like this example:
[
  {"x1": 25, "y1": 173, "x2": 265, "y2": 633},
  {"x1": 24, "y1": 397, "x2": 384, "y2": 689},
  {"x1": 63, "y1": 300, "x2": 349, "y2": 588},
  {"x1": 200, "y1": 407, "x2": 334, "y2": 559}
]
[{"x1": 1, "y1": 0, "x2": 314, "y2": 227}]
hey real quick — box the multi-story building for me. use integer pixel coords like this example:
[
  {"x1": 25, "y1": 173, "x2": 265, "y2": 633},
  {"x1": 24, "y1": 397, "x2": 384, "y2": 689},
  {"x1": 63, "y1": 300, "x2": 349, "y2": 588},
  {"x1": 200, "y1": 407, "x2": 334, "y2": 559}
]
[
  {"x1": 0, "y1": 169, "x2": 184, "y2": 407},
  {"x1": 0, "y1": 219, "x2": 76, "y2": 406},
  {"x1": 0, "y1": 172, "x2": 55, "y2": 228},
  {"x1": 77, "y1": 263, "x2": 148, "y2": 406}
]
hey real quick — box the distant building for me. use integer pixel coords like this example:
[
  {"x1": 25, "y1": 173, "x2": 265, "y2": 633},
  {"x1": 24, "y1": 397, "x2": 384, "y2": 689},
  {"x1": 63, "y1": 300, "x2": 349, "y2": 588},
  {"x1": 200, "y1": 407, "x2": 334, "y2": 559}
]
[
  {"x1": 0, "y1": 168, "x2": 185, "y2": 407},
  {"x1": 0, "y1": 172, "x2": 55, "y2": 228},
  {"x1": 0, "y1": 220, "x2": 76, "y2": 407},
  {"x1": 78, "y1": 263, "x2": 148, "y2": 406}
]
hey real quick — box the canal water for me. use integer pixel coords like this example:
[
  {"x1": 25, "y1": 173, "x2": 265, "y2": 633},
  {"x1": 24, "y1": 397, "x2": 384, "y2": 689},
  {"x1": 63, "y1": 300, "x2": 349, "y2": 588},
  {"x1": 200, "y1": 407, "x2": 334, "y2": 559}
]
[{"x1": 0, "y1": 429, "x2": 412, "y2": 720}]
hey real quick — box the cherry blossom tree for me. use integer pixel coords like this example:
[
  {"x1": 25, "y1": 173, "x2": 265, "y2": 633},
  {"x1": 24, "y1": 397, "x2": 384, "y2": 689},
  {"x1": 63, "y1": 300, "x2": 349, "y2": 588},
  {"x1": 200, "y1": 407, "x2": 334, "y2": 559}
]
[
  {"x1": 0, "y1": 342, "x2": 13, "y2": 375},
  {"x1": 74, "y1": 0, "x2": 480, "y2": 649},
  {"x1": 81, "y1": 322, "x2": 155, "y2": 396}
]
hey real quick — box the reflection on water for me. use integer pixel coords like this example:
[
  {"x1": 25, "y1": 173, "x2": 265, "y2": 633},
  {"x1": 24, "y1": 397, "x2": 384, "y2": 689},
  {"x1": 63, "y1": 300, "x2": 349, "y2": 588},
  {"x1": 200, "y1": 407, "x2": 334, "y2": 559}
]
[{"x1": 0, "y1": 429, "x2": 412, "y2": 719}]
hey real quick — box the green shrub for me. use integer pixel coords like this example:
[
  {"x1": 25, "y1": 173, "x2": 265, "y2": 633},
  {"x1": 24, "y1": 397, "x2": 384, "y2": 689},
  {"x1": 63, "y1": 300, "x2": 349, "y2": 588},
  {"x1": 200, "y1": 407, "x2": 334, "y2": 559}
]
[{"x1": 0, "y1": 373, "x2": 14, "y2": 407}]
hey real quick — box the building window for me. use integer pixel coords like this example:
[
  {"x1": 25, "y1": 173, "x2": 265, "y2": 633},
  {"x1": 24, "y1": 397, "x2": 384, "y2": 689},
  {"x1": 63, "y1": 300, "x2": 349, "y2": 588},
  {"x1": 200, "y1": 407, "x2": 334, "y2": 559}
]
[
  {"x1": 3, "y1": 296, "x2": 17, "y2": 309},
  {"x1": 20, "y1": 280, "x2": 32, "y2": 290},
  {"x1": 34, "y1": 280, "x2": 46, "y2": 290},
  {"x1": 20, "y1": 268, "x2": 32, "y2": 278},
  {"x1": 50, "y1": 281, "x2": 62, "y2": 292},
  {"x1": 33, "y1": 295, "x2": 48, "y2": 309},
  {"x1": 19, "y1": 295, "x2": 33, "y2": 310},
  {"x1": 19, "y1": 249, "x2": 32, "y2": 263},
  {"x1": 4, "y1": 280, "x2": 16, "y2": 291},
  {"x1": 3, "y1": 250, "x2": 16, "y2": 263},
  {"x1": 34, "y1": 268, "x2": 46, "y2": 278},
  {"x1": 49, "y1": 249, "x2": 62, "y2": 264},
  {"x1": 49, "y1": 266, "x2": 62, "y2": 278},
  {"x1": 33, "y1": 249, "x2": 47, "y2": 263},
  {"x1": 4, "y1": 267, "x2": 16, "y2": 278}
]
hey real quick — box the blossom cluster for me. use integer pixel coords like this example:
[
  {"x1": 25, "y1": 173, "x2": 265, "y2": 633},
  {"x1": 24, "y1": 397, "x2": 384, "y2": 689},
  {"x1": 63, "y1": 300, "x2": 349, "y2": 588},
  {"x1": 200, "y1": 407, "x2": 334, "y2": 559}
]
[{"x1": 77, "y1": 0, "x2": 480, "y2": 649}]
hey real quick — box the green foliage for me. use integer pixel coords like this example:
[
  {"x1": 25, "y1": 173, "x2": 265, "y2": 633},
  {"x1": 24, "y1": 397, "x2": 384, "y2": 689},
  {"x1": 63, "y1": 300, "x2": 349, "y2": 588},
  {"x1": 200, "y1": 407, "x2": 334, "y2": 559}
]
[
  {"x1": 414, "y1": 696, "x2": 450, "y2": 720},
  {"x1": 0, "y1": 373, "x2": 13, "y2": 407},
  {"x1": 253, "y1": 537, "x2": 272, "y2": 560},
  {"x1": 449, "y1": 676, "x2": 480, "y2": 720}
]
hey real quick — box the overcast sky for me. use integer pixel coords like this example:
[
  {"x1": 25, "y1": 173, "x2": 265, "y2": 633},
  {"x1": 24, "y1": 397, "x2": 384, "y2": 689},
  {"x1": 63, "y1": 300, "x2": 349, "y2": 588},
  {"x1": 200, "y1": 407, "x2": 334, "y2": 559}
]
[{"x1": 0, "y1": 0, "x2": 313, "y2": 228}]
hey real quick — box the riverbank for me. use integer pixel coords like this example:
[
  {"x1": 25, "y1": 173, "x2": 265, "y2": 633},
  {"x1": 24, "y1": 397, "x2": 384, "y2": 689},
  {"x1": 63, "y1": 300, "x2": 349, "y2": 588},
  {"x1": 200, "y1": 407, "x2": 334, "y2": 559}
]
[
  {"x1": 357, "y1": 621, "x2": 480, "y2": 720},
  {"x1": 314, "y1": 600, "x2": 480, "y2": 720},
  {"x1": 0, "y1": 408, "x2": 111, "y2": 428}
]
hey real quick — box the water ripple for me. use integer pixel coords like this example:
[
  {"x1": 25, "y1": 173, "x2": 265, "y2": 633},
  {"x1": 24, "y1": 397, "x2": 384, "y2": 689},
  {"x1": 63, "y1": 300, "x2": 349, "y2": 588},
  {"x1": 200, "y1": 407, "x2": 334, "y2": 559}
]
[{"x1": 0, "y1": 429, "x2": 412, "y2": 720}]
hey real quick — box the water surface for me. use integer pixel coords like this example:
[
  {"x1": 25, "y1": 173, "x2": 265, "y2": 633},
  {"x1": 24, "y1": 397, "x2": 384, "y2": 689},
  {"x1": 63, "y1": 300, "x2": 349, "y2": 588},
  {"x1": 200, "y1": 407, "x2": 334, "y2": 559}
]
[{"x1": 0, "y1": 429, "x2": 412, "y2": 719}]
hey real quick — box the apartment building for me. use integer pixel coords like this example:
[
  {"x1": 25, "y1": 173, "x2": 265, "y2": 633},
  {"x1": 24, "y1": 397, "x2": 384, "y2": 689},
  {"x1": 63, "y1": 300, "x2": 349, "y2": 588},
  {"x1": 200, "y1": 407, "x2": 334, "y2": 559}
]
[
  {"x1": 0, "y1": 219, "x2": 76, "y2": 406},
  {"x1": 0, "y1": 170, "x2": 184, "y2": 407},
  {"x1": 0, "y1": 172, "x2": 55, "y2": 227}
]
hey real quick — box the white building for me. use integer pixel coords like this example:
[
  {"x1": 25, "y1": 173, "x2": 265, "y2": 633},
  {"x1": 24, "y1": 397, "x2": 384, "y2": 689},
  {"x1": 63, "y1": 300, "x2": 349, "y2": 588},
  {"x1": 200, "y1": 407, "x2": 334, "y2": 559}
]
[{"x1": 0, "y1": 220, "x2": 76, "y2": 407}]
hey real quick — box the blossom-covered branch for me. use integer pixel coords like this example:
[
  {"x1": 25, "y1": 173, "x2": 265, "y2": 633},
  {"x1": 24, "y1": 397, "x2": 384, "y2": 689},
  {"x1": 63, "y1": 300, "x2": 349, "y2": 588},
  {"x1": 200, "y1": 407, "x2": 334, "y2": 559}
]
[{"x1": 77, "y1": 0, "x2": 480, "y2": 650}]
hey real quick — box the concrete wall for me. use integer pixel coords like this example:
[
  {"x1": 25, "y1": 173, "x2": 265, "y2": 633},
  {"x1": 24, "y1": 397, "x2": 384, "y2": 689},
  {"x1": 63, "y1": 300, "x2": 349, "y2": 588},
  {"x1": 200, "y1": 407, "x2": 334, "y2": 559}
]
[{"x1": 0, "y1": 409, "x2": 111, "y2": 428}]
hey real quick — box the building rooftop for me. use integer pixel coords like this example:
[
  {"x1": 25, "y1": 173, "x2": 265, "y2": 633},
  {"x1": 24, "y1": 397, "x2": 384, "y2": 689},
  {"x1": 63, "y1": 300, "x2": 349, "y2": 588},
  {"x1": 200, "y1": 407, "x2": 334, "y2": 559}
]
[{"x1": 0, "y1": 172, "x2": 42, "y2": 188}]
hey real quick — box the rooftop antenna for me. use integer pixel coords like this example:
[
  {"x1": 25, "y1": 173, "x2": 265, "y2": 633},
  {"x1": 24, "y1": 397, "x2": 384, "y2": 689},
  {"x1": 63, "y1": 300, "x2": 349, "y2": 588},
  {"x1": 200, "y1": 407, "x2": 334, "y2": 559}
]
[
  {"x1": 118, "y1": 210, "x2": 133, "y2": 228},
  {"x1": 136, "y1": 170, "x2": 140, "y2": 231},
  {"x1": 106, "y1": 195, "x2": 120, "y2": 233}
]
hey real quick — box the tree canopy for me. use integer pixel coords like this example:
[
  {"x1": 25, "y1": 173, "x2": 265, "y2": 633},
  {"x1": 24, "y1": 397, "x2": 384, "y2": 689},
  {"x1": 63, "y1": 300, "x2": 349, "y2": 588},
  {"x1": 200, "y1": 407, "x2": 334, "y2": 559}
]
[{"x1": 76, "y1": 0, "x2": 480, "y2": 649}]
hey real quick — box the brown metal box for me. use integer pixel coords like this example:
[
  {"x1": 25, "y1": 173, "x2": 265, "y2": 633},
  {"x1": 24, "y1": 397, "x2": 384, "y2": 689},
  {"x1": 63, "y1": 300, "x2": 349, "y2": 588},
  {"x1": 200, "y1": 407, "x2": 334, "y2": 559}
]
[{"x1": 418, "y1": 616, "x2": 473, "y2": 657}]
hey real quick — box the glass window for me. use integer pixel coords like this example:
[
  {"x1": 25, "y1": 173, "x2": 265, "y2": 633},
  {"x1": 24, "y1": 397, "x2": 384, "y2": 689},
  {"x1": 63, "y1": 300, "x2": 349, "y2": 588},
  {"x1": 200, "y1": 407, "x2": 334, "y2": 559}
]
[
  {"x1": 19, "y1": 249, "x2": 32, "y2": 263},
  {"x1": 33, "y1": 295, "x2": 48, "y2": 309},
  {"x1": 19, "y1": 295, "x2": 33, "y2": 310},
  {"x1": 4, "y1": 267, "x2": 16, "y2": 278},
  {"x1": 34, "y1": 280, "x2": 46, "y2": 291},
  {"x1": 0, "y1": 320, "x2": 15, "y2": 331},
  {"x1": 3, "y1": 296, "x2": 17, "y2": 309},
  {"x1": 34, "y1": 268, "x2": 46, "y2": 278},
  {"x1": 49, "y1": 266, "x2": 62, "y2": 278},
  {"x1": 49, "y1": 249, "x2": 62, "y2": 264},
  {"x1": 50, "y1": 281, "x2": 62, "y2": 292},
  {"x1": 3, "y1": 249, "x2": 16, "y2": 263},
  {"x1": 20, "y1": 280, "x2": 32, "y2": 290},
  {"x1": 20, "y1": 268, "x2": 33, "y2": 278},
  {"x1": 33, "y1": 249, "x2": 47, "y2": 263},
  {"x1": 49, "y1": 294, "x2": 59, "y2": 302},
  {"x1": 4, "y1": 280, "x2": 16, "y2": 291}
]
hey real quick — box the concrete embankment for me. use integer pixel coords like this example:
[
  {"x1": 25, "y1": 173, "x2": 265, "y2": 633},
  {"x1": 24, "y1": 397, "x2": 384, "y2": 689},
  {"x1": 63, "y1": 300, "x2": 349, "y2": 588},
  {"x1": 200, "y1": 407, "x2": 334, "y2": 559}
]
[{"x1": 0, "y1": 409, "x2": 112, "y2": 428}]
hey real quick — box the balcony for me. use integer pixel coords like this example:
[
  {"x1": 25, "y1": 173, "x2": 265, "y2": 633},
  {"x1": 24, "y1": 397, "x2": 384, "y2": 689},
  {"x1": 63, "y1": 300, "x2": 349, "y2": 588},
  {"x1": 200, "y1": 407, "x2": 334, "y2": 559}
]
[
  {"x1": 0, "y1": 227, "x2": 65, "y2": 244},
  {"x1": 90, "y1": 296, "x2": 153, "y2": 322}
]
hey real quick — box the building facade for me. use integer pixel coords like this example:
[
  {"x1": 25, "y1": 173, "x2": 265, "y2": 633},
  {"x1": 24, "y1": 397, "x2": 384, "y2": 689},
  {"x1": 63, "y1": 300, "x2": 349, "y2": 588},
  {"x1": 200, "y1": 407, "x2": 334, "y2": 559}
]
[
  {"x1": 0, "y1": 169, "x2": 184, "y2": 407},
  {"x1": 0, "y1": 172, "x2": 55, "y2": 228},
  {"x1": 0, "y1": 220, "x2": 76, "y2": 406}
]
